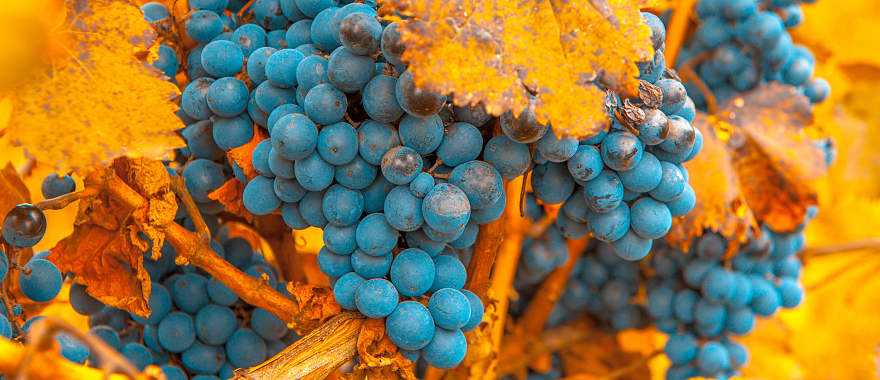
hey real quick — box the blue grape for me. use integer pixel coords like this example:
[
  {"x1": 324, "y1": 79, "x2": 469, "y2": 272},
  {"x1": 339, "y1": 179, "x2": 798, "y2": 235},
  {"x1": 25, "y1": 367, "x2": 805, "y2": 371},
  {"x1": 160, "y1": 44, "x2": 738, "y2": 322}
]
[
  {"x1": 91, "y1": 325, "x2": 122, "y2": 351},
  {"x1": 334, "y1": 272, "x2": 365, "y2": 310},
  {"x1": 246, "y1": 47, "x2": 277, "y2": 84},
  {"x1": 437, "y1": 122, "x2": 483, "y2": 166},
  {"x1": 310, "y1": 7, "x2": 342, "y2": 51},
  {"x1": 226, "y1": 328, "x2": 268, "y2": 368},
  {"x1": 399, "y1": 114, "x2": 443, "y2": 155},
  {"x1": 251, "y1": 0, "x2": 288, "y2": 29},
  {"x1": 322, "y1": 184, "x2": 364, "y2": 226},
  {"x1": 251, "y1": 308, "x2": 287, "y2": 340},
  {"x1": 296, "y1": 55, "x2": 329, "y2": 91},
  {"x1": 404, "y1": 230, "x2": 445, "y2": 257},
  {"x1": 181, "y1": 342, "x2": 224, "y2": 375},
  {"x1": 339, "y1": 12, "x2": 382, "y2": 56},
  {"x1": 19, "y1": 259, "x2": 61, "y2": 302},
  {"x1": 532, "y1": 162, "x2": 575, "y2": 204},
  {"x1": 304, "y1": 83, "x2": 348, "y2": 125},
  {"x1": 449, "y1": 160, "x2": 503, "y2": 210},
  {"x1": 355, "y1": 278, "x2": 399, "y2": 318},
  {"x1": 70, "y1": 283, "x2": 103, "y2": 316},
  {"x1": 335, "y1": 155, "x2": 378, "y2": 190},
  {"x1": 358, "y1": 120, "x2": 400, "y2": 165},
  {"x1": 213, "y1": 114, "x2": 254, "y2": 150},
  {"x1": 232, "y1": 23, "x2": 267, "y2": 56},
  {"x1": 182, "y1": 78, "x2": 214, "y2": 120},
  {"x1": 384, "y1": 185, "x2": 424, "y2": 231},
  {"x1": 697, "y1": 341, "x2": 730, "y2": 374},
  {"x1": 294, "y1": 152, "x2": 335, "y2": 191},
  {"x1": 41, "y1": 173, "x2": 76, "y2": 199},
  {"x1": 362, "y1": 75, "x2": 404, "y2": 123},
  {"x1": 285, "y1": 20, "x2": 312, "y2": 48},
  {"x1": 386, "y1": 301, "x2": 435, "y2": 350},
  {"x1": 355, "y1": 213, "x2": 399, "y2": 256},
  {"x1": 299, "y1": 191, "x2": 328, "y2": 227},
  {"x1": 206, "y1": 77, "x2": 248, "y2": 117},
  {"x1": 252, "y1": 139, "x2": 274, "y2": 177},
  {"x1": 611, "y1": 230, "x2": 653, "y2": 261},
  {"x1": 422, "y1": 183, "x2": 470, "y2": 234},
  {"x1": 381, "y1": 146, "x2": 423, "y2": 185},
  {"x1": 243, "y1": 176, "x2": 282, "y2": 215},
  {"x1": 254, "y1": 81, "x2": 296, "y2": 113},
  {"x1": 172, "y1": 273, "x2": 210, "y2": 313},
  {"x1": 317, "y1": 122, "x2": 358, "y2": 165},
  {"x1": 195, "y1": 304, "x2": 237, "y2": 345},
  {"x1": 601, "y1": 131, "x2": 644, "y2": 172},
  {"x1": 272, "y1": 113, "x2": 318, "y2": 160},
  {"x1": 207, "y1": 278, "x2": 239, "y2": 306},
  {"x1": 537, "y1": 131, "x2": 578, "y2": 163},
  {"x1": 618, "y1": 151, "x2": 662, "y2": 193},
  {"x1": 160, "y1": 365, "x2": 188, "y2": 380},
  {"x1": 460, "y1": 289, "x2": 484, "y2": 331},
  {"x1": 142, "y1": 2, "x2": 171, "y2": 23},
  {"x1": 187, "y1": 10, "x2": 224, "y2": 43},
  {"x1": 158, "y1": 312, "x2": 196, "y2": 353},
  {"x1": 450, "y1": 220, "x2": 479, "y2": 248},
  {"x1": 431, "y1": 254, "x2": 466, "y2": 292},
  {"x1": 132, "y1": 282, "x2": 172, "y2": 325},
  {"x1": 422, "y1": 327, "x2": 466, "y2": 369},
  {"x1": 409, "y1": 172, "x2": 435, "y2": 198},
  {"x1": 328, "y1": 47, "x2": 375, "y2": 93},
  {"x1": 666, "y1": 184, "x2": 696, "y2": 216},
  {"x1": 428, "y1": 288, "x2": 471, "y2": 330},
  {"x1": 629, "y1": 197, "x2": 672, "y2": 239},
  {"x1": 201, "y1": 40, "x2": 244, "y2": 78},
  {"x1": 268, "y1": 148, "x2": 296, "y2": 178},
  {"x1": 390, "y1": 248, "x2": 435, "y2": 297},
  {"x1": 182, "y1": 120, "x2": 224, "y2": 160},
  {"x1": 121, "y1": 342, "x2": 153, "y2": 370},
  {"x1": 396, "y1": 70, "x2": 446, "y2": 117},
  {"x1": 648, "y1": 162, "x2": 686, "y2": 202},
  {"x1": 318, "y1": 246, "x2": 353, "y2": 278},
  {"x1": 266, "y1": 49, "x2": 306, "y2": 88},
  {"x1": 351, "y1": 250, "x2": 392, "y2": 278},
  {"x1": 484, "y1": 135, "x2": 531, "y2": 179}
]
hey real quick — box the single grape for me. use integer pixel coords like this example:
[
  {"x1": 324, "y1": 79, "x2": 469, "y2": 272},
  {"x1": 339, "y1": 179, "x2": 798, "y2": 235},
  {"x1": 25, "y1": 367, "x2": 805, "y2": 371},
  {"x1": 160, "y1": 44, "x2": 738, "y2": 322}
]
[
  {"x1": 428, "y1": 288, "x2": 471, "y2": 330},
  {"x1": 355, "y1": 213, "x2": 399, "y2": 256},
  {"x1": 350, "y1": 250, "x2": 392, "y2": 279},
  {"x1": 396, "y1": 70, "x2": 446, "y2": 117},
  {"x1": 265, "y1": 49, "x2": 306, "y2": 88},
  {"x1": 317, "y1": 122, "x2": 358, "y2": 165},
  {"x1": 430, "y1": 255, "x2": 466, "y2": 292},
  {"x1": 362, "y1": 75, "x2": 405, "y2": 123},
  {"x1": 339, "y1": 12, "x2": 382, "y2": 55},
  {"x1": 334, "y1": 272, "x2": 366, "y2": 310},
  {"x1": 225, "y1": 328, "x2": 268, "y2": 368},
  {"x1": 422, "y1": 183, "x2": 471, "y2": 234},
  {"x1": 201, "y1": 40, "x2": 244, "y2": 78},
  {"x1": 243, "y1": 176, "x2": 282, "y2": 215},
  {"x1": 186, "y1": 10, "x2": 224, "y2": 43},
  {"x1": 19, "y1": 258, "x2": 61, "y2": 302},
  {"x1": 355, "y1": 278, "x2": 399, "y2": 318},
  {"x1": 422, "y1": 327, "x2": 467, "y2": 369},
  {"x1": 386, "y1": 301, "x2": 435, "y2": 350},
  {"x1": 294, "y1": 152, "x2": 335, "y2": 192},
  {"x1": 381, "y1": 146, "x2": 423, "y2": 185},
  {"x1": 390, "y1": 248, "x2": 435, "y2": 297},
  {"x1": 384, "y1": 186, "x2": 424, "y2": 231},
  {"x1": 41, "y1": 174, "x2": 76, "y2": 199},
  {"x1": 398, "y1": 114, "x2": 444, "y2": 155},
  {"x1": 318, "y1": 247, "x2": 353, "y2": 278},
  {"x1": 157, "y1": 312, "x2": 196, "y2": 353}
]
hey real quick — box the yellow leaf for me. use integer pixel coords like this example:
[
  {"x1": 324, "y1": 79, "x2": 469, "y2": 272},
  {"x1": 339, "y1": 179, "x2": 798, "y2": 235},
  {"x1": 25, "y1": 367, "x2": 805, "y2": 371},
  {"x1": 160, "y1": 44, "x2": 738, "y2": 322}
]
[
  {"x1": 4, "y1": 0, "x2": 183, "y2": 173},
  {"x1": 384, "y1": 0, "x2": 654, "y2": 138}
]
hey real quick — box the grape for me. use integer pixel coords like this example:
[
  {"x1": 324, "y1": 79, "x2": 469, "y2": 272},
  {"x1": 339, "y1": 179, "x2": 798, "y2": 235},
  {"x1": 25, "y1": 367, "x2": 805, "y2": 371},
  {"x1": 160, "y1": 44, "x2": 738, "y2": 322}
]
[
  {"x1": 666, "y1": 184, "x2": 696, "y2": 216},
  {"x1": 355, "y1": 213, "x2": 399, "y2": 256},
  {"x1": 182, "y1": 78, "x2": 215, "y2": 120},
  {"x1": 317, "y1": 122, "x2": 358, "y2": 165},
  {"x1": 161, "y1": 365, "x2": 188, "y2": 380},
  {"x1": 232, "y1": 23, "x2": 267, "y2": 56},
  {"x1": 449, "y1": 160, "x2": 503, "y2": 210},
  {"x1": 206, "y1": 77, "x2": 248, "y2": 117},
  {"x1": 91, "y1": 325, "x2": 122, "y2": 350},
  {"x1": 648, "y1": 162, "x2": 685, "y2": 202},
  {"x1": 422, "y1": 327, "x2": 466, "y2": 369},
  {"x1": 422, "y1": 183, "x2": 470, "y2": 234},
  {"x1": 395, "y1": 70, "x2": 446, "y2": 117},
  {"x1": 267, "y1": 104, "x2": 302, "y2": 135},
  {"x1": 358, "y1": 120, "x2": 400, "y2": 166},
  {"x1": 409, "y1": 172, "x2": 435, "y2": 198},
  {"x1": 460, "y1": 289, "x2": 484, "y2": 331},
  {"x1": 243, "y1": 176, "x2": 282, "y2": 215},
  {"x1": 195, "y1": 304, "x2": 237, "y2": 345},
  {"x1": 500, "y1": 100, "x2": 548, "y2": 144},
  {"x1": 428, "y1": 288, "x2": 471, "y2": 330},
  {"x1": 247, "y1": 47, "x2": 277, "y2": 85},
  {"x1": 777, "y1": 278, "x2": 803, "y2": 308},
  {"x1": 267, "y1": 148, "x2": 295, "y2": 178},
  {"x1": 333, "y1": 272, "x2": 366, "y2": 310},
  {"x1": 430, "y1": 255, "x2": 466, "y2": 292},
  {"x1": 304, "y1": 83, "x2": 348, "y2": 125},
  {"x1": 355, "y1": 278, "x2": 399, "y2": 318},
  {"x1": 132, "y1": 282, "x2": 172, "y2": 325},
  {"x1": 532, "y1": 162, "x2": 575, "y2": 204},
  {"x1": 537, "y1": 131, "x2": 578, "y2": 163},
  {"x1": 389, "y1": 248, "x2": 435, "y2": 297},
  {"x1": 449, "y1": 221, "x2": 479, "y2": 248},
  {"x1": 398, "y1": 114, "x2": 444, "y2": 155},
  {"x1": 611, "y1": 230, "x2": 653, "y2": 261},
  {"x1": 201, "y1": 40, "x2": 244, "y2": 78},
  {"x1": 69, "y1": 284, "x2": 102, "y2": 316},
  {"x1": 483, "y1": 136, "x2": 531, "y2": 179},
  {"x1": 323, "y1": 224, "x2": 357, "y2": 255},
  {"x1": 384, "y1": 186, "x2": 424, "y2": 231},
  {"x1": 629, "y1": 197, "x2": 672, "y2": 239},
  {"x1": 618, "y1": 152, "x2": 662, "y2": 193},
  {"x1": 266, "y1": 49, "x2": 306, "y2": 88},
  {"x1": 158, "y1": 312, "x2": 196, "y2": 353},
  {"x1": 207, "y1": 278, "x2": 239, "y2": 306},
  {"x1": 453, "y1": 104, "x2": 491, "y2": 127},
  {"x1": 310, "y1": 7, "x2": 342, "y2": 52},
  {"x1": 254, "y1": 81, "x2": 296, "y2": 113},
  {"x1": 251, "y1": 0, "x2": 287, "y2": 29},
  {"x1": 19, "y1": 259, "x2": 61, "y2": 302},
  {"x1": 122, "y1": 342, "x2": 153, "y2": 370},
  {"x1": 296, "y1": 55, "x2": 329, "y2": 91},
  {"x1": 318, "y1": 247, "x2": 353, "y2": 278},
  {"x1": 41, "y1": 173, "x2": 76, "y2": 199},
  {"x1": 404, "y1": 230, "x2": 445, "y2": 257},
  {"x1": 226, "y1": 328, "x2": 268, "y2": 368},
  {"x1": 362, "y1": 75, "x2": 405, "y2": 123},
  {"x1": 299, "y1": 191, "x2": 328, "y2": 227},
  {"x1": 386, "y1": 301, "x2": 435, "y2": 350},
  {"x1": 381, "y1": 146, "x2": 423, "y2": 185},
  {"x1": 380, "y1": 22, "x2": 406, "y2": 65},
  {"x1": 335, "y1": 155, "x2": 378, "y2": 190},
  {"x1": 186, "y1": 10, "x2": 224, "y2": 43},
  {"x1": 182, "y1": 120, "x2": 224, "y2": 160},
  {"x1": 281, "y1": 203, "x2": 309, "y2": 229},
  {"x1": 294, "y1": 152, "x2": 335, "y2": 191},
  {"x1": 142, "y1": 2, "x2": 170, "y2": 23},
  {"x1": 295, "y1": 43, "x2": 320, "y2": 56},
  {"x1": 172, "y1": 273, "x2": 210, "y2": 313},
  {"x1": 328, "y1": 47, "x2": 375, "y2": 93},
  {"x1": 248, "y1": 91, "x2": 270, "y2": 127},
  {"x1": 339, "y1": 12, "x2": 382, "y2": 56},
  {"x1": 251, "y1": 308, "x2": 287, "y2": 341},
  {"x1": 322, "y1": 184, "x2": 365, "y2": 226},
  {"x1": 272, "y1": 113, "x2": 318, "y2": 161},
  {"x1": 213, "y1": 114, "x2": 254, "y2": 150},
  {"x1": 181, "y1": 342, "x2": 224, "y2": 375},
  {"x1": 665, "y1": 333, "x2": 699, "y2": 365},
  {"x1": 804, "y1": 77, "x2": 830, "y2": 103},
  {"x1": 0, "y1": 315, "x2": 13, "y2": 338},
  {"x1": 350, "y1": 250, "x2": 392, "y2": 278},
  {"x1": 696, "y1": 341, "x2": 730, "y2": 374}
]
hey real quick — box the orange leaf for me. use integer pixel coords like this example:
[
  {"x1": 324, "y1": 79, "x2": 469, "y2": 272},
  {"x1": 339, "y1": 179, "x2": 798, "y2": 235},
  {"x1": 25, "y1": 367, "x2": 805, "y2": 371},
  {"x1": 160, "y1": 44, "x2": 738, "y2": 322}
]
[
  {"x1": 384, "y1": 0, "x2": 654, "y2": 138},
  {"x1": 208, "y1": 179, "x2": 253, "y2": 221},
  {"x1": 227, "y1": 127, "x2": 267, "y2": 181},
  {"x1": 49, "y1": 157, "x2": 177, "y2": 317},
  {"x1": 352, "y1": 318, "x2": 417, "y2": 379},
  {"x1": 558, "y1": 326, "x2": 651, "y2": 379},
  {"x1": 285, "y1": 283, "x2": 342, "y2": 334},
  {"x1": 725, "y1": 83, "x2": 824, "y2": 232},
  {"x1": 4, "y1": 0, "x2": 184, "y2": 172},
  {"x1": 0, "y1": 163, "x2": 30, "y2": 217}
]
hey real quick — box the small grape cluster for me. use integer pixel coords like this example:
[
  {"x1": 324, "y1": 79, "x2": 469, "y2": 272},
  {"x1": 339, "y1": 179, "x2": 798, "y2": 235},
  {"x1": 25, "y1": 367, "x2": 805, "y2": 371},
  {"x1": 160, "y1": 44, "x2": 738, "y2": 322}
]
[
  {"x1": 69, "y1": 227, "x2": 300, "y2": 379},
  {"x1": 647, "y1": 223, "x2": 808, "y2": 379},
  {"x1": 148, "y1": 0, "x2": 495, "y2": 369},
  {"x1": 497, "y1": 12, "x2": 700, "y2": 262},
  {"x1": 679, "y1": 0, "x2": 830, "y2": 106}
]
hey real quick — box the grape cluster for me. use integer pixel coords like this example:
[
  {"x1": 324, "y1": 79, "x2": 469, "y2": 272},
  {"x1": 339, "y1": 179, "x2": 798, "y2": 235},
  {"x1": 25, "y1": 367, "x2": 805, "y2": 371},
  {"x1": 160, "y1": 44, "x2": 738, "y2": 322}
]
[
  {"x1": 147, "y1": 0, "x2": 495, "y2": 369},
  {"x1": 679, "y1": 0, "x2": 830, "y2": 106},
  {"x1": 69, "y1": 228, "x2": 300, "y2": 379},
  {"x1": 501, "y1": 12, "x2": 700, "y2": 262},
  {"x1": 648, "y1": 224, "x2": 808, "y2": 380}
]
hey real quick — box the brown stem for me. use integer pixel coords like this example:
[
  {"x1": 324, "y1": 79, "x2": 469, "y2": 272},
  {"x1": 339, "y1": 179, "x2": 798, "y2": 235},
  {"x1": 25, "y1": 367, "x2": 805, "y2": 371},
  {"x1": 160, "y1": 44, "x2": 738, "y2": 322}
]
[
  {"x1": 0, "y1": 337, "x2": 145, "y2": 380},
  {"x1": 497, "y1": 319, "x2": 593, "y2": 376},
  {"x1": 464, "y1": 184, "x2": 509, "y2": 300},
  {"x1": 803, "y1": 238, "x2": 880, "y2": 258},
  {"x1": 254, "y1": 215, "x2": 306, "y2": 283},
  {"x1": 525, "y1": 208, "x2": 559, "y2": 238},
  {"x1": 805, "y1": 251, "x2": 878, "y2": 292},
  {"x1": 169, "y1": 175, "x2": 211, "y2": 244},
  {"x1": 233, "y1": 313, "x2": 364, "y2": 379},
  {"x1": 15, "y1": 317, "x2": 141, "y2": 380},
  {"x1": 34, "y1": 187, "x2": 99, "y2": 211},
  {"x1": 518, "y1": 238, "x2": 588, "y2": 336},
  {"x1": 663, "y1": 0, "x2": 697, "y2": 66},
  {"x1": 600, "y1": 350, "x2": 663, "y2": 380},
  {"x1": 678, "y1": 51, "x2": 718, "y2": 114},
  {"x1": 237, "y1": 0, "x2": 256, "y2": 17}
]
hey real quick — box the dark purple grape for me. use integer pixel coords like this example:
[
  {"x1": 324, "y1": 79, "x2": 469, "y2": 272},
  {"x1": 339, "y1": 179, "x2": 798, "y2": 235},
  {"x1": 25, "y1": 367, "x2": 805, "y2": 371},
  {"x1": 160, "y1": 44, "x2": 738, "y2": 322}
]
[
  {"x1": 658, "y1": 116, "x2": 696, "y2": 155},
  {"x1": 2, "y1": 204, "x2": 47, "y2": 248},
  {"x1": 500, "y1": 99, "x2": 548, "y2": 144},
  {"x1": 395, "y1": 70, "x2": 446, "y2": 117}
]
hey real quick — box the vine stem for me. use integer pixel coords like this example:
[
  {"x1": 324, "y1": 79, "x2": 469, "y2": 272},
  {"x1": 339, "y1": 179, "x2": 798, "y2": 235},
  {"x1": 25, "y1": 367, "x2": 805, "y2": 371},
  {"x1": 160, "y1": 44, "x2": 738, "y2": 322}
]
[
  {"x1": 34, "y1": 187, "x2": 99, "y2": 210},
  {"x1": 678, "y1": 51, "x2": 717, "y2": 114},
  {"x1": 599, "y1": 349, "x2": 663, "y2": 380},
  {"x1": 0, "y1": 336, "x2": 147, "y2": 380},
  {"x1": 802, "y1": 238, "x2": 880, "y2": 258},
  {"x1": 496, "y1": 319, "x2": 592, "y2": 376},
  {"x1": 169, "y1": 175, "x2": 211, "y2": 244},
  {"x1": 463, "y1": 180, "x2": 510, "y2": 300},
  {"x1": 518, "y1": 238, "x2": 588, "y2": 336},
  {"x1": 663, "y1": 0, "x2": 697, "y2": 66}
]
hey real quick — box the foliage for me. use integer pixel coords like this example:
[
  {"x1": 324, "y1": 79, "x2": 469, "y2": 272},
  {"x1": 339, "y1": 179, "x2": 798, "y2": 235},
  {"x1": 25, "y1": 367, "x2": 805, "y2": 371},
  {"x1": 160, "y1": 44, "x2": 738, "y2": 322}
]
[
  {"x1": 2, "y1": 0, "x2": 183, "y2": 173},
  {"x1": 383, "y1": 0, "x2": 654, "y2": 138}
]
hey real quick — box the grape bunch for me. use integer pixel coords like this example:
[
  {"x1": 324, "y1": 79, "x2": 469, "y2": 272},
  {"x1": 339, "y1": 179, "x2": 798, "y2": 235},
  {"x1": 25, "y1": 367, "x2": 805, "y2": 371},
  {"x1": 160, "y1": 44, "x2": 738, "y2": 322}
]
[
  {"x1": 498, "y1": 12, "x2": 700, "y2": 262},
  {"x1": 678, "y1": 0, "x2": 830, "y2": 107},
  {"x1": 68, "y1": 223, "x2": 300, "y2": 379},
  {"x1": 648, "y1": 223, "x2": 808, "y2": 380}
]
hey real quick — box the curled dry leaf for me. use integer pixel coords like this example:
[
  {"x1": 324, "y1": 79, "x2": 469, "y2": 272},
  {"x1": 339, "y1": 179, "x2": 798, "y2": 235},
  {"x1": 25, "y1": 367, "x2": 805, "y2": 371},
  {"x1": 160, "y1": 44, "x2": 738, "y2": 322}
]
[
  {"x1": 284, "y1": 283, "x2": 342, "y2": 335},
  {"x1": 351, "y1": 318, "x2": 417, "y2": 380},
  {"x1": 382, "y1": 0, "x2": 654, "y2": 138},
  {"x1": 0, "y1": 162, "x2": 30, "y2": 218},
  {"x1": 49, "y1": 157, "x2": 177, "y2": 317},
  {"x1": 558, "y1": 327, "x2": 650, "y2": 380},
  {"x1": 227, "y1": 127, "x2": 266, "y2": 181},
  {"x1": 208, "y1": 179, "x2": 252, "y2": 221}
]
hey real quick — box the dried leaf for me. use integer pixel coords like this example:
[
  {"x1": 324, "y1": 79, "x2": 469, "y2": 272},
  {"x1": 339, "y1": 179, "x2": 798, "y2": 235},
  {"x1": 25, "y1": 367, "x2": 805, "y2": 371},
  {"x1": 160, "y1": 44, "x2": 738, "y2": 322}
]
[
  {"x1": 49, "y1": 157, "x2": 177, "y2": 317},
  {"x1": 0, "y1": 163, "x2": 30, "y2": 217},
  {"x1": 5, "y1": 0, "x2": 183, "y2": 172},
  {"x1": 285, "y1": 283, "x2": 342, "y2": 334},
  {"x1": 208, "y1": 179, "x2": 252, "y2": 221},
  {"x1": 667, "y1": 114, "x2": 756, "y2": 251},
  {"x1": 559, "y1": 327, "x2": 651, "y2": 379},
  {"x1": 227, "y1": 128, "x2": 267, "y2": 181},
  {"x1": 724, "y1": 83, "x2": 824, "y2": 232},
  {"x1": 351, "y1": 318, "x2": 417, "y2": 380},
  {"x1": 384, "y1": 0, "x2": 654, "y2": 138}
]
